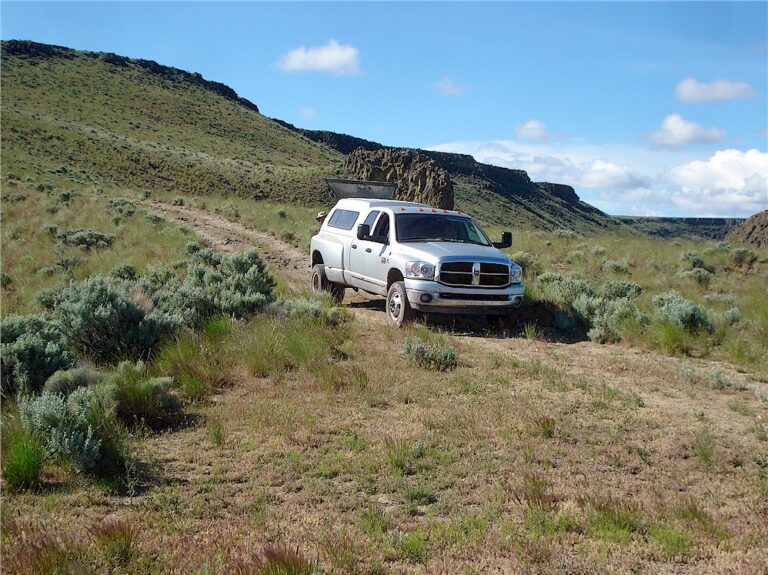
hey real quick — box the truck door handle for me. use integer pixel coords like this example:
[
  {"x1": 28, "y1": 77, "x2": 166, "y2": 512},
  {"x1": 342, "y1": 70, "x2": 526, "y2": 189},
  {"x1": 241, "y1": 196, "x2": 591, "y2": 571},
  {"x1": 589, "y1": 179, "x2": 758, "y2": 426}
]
[
  {"x1": 351, "y1": 244, "x2": 357, "y2": 249},
  {"x1": 365, "y1": 248, "x2": 372, "y2": 253}
]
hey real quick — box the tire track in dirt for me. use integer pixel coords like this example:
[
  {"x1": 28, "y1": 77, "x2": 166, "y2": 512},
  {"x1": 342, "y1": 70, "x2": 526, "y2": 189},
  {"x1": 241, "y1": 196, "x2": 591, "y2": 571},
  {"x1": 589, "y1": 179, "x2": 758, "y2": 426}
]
[{"x1": 140, "y1": 200, "x2": 309, "y2": 288}]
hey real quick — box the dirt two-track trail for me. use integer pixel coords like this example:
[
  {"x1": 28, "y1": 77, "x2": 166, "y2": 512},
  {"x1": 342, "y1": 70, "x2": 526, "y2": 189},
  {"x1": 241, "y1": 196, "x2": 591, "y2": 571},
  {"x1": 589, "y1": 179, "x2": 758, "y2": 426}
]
[{"x1": 143, "y1": 199, "x2": 763, "y2": 453}]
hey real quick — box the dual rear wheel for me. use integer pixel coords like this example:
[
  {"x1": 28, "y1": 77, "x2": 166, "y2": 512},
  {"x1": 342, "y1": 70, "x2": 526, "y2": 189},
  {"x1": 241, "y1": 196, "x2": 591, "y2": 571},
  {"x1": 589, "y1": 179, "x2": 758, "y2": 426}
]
[{"x1": 310, "y1": 264, "x2": 345, "y2": 303}]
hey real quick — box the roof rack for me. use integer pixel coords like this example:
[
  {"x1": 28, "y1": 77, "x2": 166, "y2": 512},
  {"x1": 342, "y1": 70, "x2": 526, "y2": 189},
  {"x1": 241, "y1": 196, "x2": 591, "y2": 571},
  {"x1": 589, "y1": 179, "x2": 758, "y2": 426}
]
[{"x1": 325, "y1": 178, "x2": 396, "y2": 200}]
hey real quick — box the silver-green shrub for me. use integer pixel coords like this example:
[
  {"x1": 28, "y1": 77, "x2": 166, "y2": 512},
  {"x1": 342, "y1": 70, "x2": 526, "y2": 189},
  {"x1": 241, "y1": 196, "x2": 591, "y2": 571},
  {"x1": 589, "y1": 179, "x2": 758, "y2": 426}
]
[
  {"x1": 724, "y1": 307, "x2": 741, "y2": 325},
  {"x1": 109, "y1": 264, "x2": 138, "y2": 281},
  {"x1": 1, "y1": 315, "x2": 76, "y2": 396},
  {"x1": 652, "y1": 291, "x2": 710, "y2": 332},
  {"x1": 678, "y1": 268, "x2": 713, "y2": 287},
  {"x1": 680, "y1": 251, "x2": 705, "y2": 269},
  {"x1": 19, "y1": 391, "x2": 103, "y2": 473},
  {"x1": 51, "y1": 277, "x2": 180, "y2": 363},
  {"x1": 601, "y1": 259, "x2": 630, "y2": 274},
  {"x1": 56, "y1": 228, "x2": 115, "y2": 250},
  {"x1": 600, "y1": 280, "x2": 642, "y2": 300},
  {"x1": 536, "y1": 273, "x2": 595, "y2": 307}
]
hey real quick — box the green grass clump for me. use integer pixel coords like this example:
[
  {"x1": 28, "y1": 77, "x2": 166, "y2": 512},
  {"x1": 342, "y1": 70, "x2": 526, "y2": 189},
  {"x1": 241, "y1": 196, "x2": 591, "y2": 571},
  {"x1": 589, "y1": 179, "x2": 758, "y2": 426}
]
[
  {"x1": 89, "y1": 519, "x2": 139, "y2": 567},
  {"x1": 110, "y1": 361, "x2": 181, "y2": 426},
  {"x1": 43, "y1": 366, "x2": 102, "y2": 396},
  {"x1": 1, "y1": 427, "x2": 45, "y2": 490},
  {"x1": 649, "y1": 523, "x2": 693, "y2": 557},
  {"x1": 584, "y1": 499, "x2": 643, "y2": 545}
]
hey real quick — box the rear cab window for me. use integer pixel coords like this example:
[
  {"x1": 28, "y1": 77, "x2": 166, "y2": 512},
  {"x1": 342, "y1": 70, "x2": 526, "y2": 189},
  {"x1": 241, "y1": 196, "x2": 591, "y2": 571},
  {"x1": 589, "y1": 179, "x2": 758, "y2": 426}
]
[{"x1": 327, "y1": 209, "x2": 360, "y2": 230}]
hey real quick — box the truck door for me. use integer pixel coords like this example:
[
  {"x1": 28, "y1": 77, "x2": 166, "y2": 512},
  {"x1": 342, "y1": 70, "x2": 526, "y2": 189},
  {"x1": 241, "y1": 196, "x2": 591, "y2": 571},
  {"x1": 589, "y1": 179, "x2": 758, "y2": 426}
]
[
  {"x1": 363, "y1": 212, "x2": 391, "y2": 287},
  {"x1": 348, "y1": 210, "x2": 381, "y2": 291}
]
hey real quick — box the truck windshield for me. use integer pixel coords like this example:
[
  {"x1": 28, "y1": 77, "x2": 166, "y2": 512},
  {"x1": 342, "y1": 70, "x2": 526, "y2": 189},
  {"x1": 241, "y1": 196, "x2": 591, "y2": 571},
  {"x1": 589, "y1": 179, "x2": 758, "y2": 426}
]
[{"x1": 395, "y1": 214, "x2": 491, "y2": 246}]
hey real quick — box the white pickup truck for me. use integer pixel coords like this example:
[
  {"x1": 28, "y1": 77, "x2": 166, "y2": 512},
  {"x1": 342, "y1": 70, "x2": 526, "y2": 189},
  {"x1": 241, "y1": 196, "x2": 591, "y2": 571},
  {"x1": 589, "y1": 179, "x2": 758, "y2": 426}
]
[{"x1": 309, "y1": 186, "x2": 524, "y2": 327}]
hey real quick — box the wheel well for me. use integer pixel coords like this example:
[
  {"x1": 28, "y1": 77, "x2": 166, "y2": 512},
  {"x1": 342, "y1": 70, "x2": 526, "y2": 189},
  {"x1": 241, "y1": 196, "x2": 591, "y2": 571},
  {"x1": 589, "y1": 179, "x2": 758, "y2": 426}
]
[
  {"x1": 311, "y1": 250, "x2": 324, "y2": 266},
  {"x1": 387, "y1": 268, "x2": 404, "y2": 289}
]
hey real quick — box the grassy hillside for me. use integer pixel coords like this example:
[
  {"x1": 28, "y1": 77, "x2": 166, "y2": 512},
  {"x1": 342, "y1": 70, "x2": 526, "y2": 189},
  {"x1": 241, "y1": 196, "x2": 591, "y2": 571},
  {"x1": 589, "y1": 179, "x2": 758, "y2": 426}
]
[{"x1": 1, "y1": 40, "x2": 341, "y2": 204}]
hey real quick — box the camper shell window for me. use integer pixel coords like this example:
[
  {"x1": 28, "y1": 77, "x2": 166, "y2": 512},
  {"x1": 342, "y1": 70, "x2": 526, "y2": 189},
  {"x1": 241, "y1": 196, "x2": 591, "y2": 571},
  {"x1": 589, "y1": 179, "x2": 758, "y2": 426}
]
[{"x1": 327, "y1": 209, "x2": 360, "y2": 230}]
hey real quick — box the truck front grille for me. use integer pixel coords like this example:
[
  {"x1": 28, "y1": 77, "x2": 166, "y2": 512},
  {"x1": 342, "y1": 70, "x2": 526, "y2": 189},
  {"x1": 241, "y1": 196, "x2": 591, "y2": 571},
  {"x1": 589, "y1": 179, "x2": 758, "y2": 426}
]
[
  {"x1": 439, "y1": 293, "x2": 510, "y2": 301},
  {"x1": 439, "y1": 262, "x2": 510, "y2": 288}
]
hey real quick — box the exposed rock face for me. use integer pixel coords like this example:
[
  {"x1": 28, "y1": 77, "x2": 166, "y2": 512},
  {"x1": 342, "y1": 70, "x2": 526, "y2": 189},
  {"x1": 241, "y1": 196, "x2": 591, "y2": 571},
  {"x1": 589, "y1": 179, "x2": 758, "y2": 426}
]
[
  {"x1": 343, "y1": 148, "x2": 454, "y2": 209},
  {"x1": 535, "y1": 182, "x2": 580, "y2": 204},
  {"x1": 727, "y1": 210, "x2": 768, "y2": 248}
]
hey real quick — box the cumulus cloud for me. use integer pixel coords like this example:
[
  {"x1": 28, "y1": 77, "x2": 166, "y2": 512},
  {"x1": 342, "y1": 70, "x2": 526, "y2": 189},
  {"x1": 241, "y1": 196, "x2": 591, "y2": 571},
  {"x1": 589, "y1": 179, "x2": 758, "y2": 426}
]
[
  {"x1": 298, "y1": 106, "x2": 316, "y2": 120},
  {"x1": 578, "y1": 160, "x2": 649, "y2": 190},
  {"x1": 674, "y1": 77, "x2": 757, "y2": 103},
  {"x1": 433, "y1": 77, "x2": 467, "y2": 97},
  {"x1": 276, "y1": 39, "x2": 361, "y2": 75},
  {"x1": 646, "y1": 114, "x2": 724, "y2": 147},
  {"x1": 662, "y1": 149, "x2": 768, "y2": 214},
  {"x1": 515, "y1": 119, "x2": 549, "y2": 142}
]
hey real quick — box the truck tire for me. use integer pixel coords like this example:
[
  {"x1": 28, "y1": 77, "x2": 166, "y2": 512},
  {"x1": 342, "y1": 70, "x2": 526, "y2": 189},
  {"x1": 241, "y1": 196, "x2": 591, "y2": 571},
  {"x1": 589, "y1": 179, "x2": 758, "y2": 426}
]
[
  {"x1": 386, "y1": 281, "x2": 414, "y2": 328},
  {"x1": 311, "y1": 264, "x2": 345, "y2": 303}
]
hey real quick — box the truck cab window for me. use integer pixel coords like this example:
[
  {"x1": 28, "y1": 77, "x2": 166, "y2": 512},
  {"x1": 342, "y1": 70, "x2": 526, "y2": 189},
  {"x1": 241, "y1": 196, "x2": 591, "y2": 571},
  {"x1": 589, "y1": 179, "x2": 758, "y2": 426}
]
[{"x1": 372, "y1": 213, "x2": 390, "y2": 241}]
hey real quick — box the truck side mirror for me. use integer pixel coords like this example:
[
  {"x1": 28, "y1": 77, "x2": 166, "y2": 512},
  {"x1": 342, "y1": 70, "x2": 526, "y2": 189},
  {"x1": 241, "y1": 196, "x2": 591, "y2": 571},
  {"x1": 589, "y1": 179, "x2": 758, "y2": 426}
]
[
  {"x1": 492, "y1": 231, "x2": 512, "y2": 249},
  {"x1": 357, "y1": 223, "x2": 371, "y2": 240}
]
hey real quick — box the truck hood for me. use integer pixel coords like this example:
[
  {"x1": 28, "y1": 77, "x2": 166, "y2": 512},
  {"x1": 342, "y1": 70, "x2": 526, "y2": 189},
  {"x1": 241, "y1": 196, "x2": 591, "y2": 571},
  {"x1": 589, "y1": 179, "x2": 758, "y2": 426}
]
[{"x1": 395, "y1": 242, "x2": 511, "y2": 264}]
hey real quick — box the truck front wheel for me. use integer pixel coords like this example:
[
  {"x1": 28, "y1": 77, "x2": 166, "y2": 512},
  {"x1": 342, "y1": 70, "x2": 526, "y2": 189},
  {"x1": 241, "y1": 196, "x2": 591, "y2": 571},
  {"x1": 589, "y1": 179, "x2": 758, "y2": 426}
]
[
  {"x1": 386, "y1": 281, "x2": 414, "y2": 328},
  {"x1": 311, "y1": 264, "x2": 345, "y2": 303}
]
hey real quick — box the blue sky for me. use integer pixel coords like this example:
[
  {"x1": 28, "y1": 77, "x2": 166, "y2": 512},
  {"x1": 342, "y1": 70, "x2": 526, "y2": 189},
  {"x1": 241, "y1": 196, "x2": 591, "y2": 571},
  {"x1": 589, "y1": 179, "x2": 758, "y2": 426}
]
[{"x1": 3, "y1": 2, "x2": 767, "y2": 217}]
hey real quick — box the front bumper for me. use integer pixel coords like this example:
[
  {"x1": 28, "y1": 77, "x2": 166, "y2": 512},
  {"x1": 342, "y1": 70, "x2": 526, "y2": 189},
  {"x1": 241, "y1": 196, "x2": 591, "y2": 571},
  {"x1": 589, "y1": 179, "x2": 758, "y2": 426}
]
[{"x1": 404, "y1": 278, "x2": 525, "y2": 315}]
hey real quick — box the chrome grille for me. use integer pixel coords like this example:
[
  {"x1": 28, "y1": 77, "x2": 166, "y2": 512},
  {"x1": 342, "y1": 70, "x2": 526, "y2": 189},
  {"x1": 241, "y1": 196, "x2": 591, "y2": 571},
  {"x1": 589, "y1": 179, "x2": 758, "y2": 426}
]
[{"x1": 438, "y1": 262, "x2": 510, "y2": 288}]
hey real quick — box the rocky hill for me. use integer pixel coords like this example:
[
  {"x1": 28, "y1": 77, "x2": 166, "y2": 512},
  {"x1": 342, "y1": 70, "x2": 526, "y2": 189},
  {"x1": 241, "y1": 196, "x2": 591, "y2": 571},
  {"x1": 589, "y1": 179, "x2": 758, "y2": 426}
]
[
  {"x1": 341, "y1": 148, "x2": 454, "y2": 208},
  {"x1": 281, "y1": 123, "x2": 622, "y2": 233},
  {"x1": 726, "y1": 210, "x2": 768, "y2": 247}
]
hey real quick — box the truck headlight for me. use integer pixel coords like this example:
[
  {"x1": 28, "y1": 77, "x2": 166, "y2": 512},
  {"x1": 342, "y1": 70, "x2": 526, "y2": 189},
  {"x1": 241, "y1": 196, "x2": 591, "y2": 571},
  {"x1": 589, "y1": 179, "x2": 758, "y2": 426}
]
[
  {"x1": 510, "y1": 264, "x2": 522, "y2": 284},
  {"x1": 405, "y1": 261, "x2": 435, "y2": 280}
]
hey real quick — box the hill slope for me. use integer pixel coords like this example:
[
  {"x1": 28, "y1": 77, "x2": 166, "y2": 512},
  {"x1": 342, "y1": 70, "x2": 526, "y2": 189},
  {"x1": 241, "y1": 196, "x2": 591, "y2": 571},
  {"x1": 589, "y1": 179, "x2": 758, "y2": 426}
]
[
  {"x1": 4, "y1": 40, "x2": 618, "y2": 232},
  {"x1": 1, "y1": 40, "x2": 341, "y2": 203},
  {"x1": 727, "y1": 209, "x2": 768, "y2": 247}
]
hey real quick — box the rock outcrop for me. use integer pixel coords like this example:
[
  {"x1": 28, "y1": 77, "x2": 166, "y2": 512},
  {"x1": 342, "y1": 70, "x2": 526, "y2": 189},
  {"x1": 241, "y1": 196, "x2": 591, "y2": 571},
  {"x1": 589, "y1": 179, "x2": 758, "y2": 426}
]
[
  {"x1": 727, "y1": 210, "x2": 768, "y2": 248},
  {"x1": 342, "y1": 148, "x2": 454, "y2": 209}
]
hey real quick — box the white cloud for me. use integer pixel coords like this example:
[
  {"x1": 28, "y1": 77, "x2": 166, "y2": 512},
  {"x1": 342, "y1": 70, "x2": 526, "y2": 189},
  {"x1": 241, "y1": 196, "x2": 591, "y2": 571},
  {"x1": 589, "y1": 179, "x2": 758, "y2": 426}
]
[
  {"x1": 433, "y1": 77, "x2": 467, "y2": 97},
  {"x1": 674, "y1": 77, "x2": 757, "y2": 103},
  {"x1": 662, "y1": 149, "x2": 768, "y2": 214},
  {"x1": 646, "y1": 114, "x2": 724, "y2": 147},
  {"x1": 515, "y1": 119, "x2": 549, "y2": 142},
  {"x1": 579, "y1": 159, "x2": 649, "y2": 190},
  {"x1": 276, "y1": 39, "x2": 361, "y2": 75},
  {"x1": 299, "y1": 106, "x2": 316, "y2": 120}
]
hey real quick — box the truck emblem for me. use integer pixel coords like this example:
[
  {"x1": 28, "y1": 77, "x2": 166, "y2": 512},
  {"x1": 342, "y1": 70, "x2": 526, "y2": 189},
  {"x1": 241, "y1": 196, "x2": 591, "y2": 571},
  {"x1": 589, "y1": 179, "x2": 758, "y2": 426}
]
[{"x1": 472, "y1": 262, "x2": 481, "y2": 285}]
